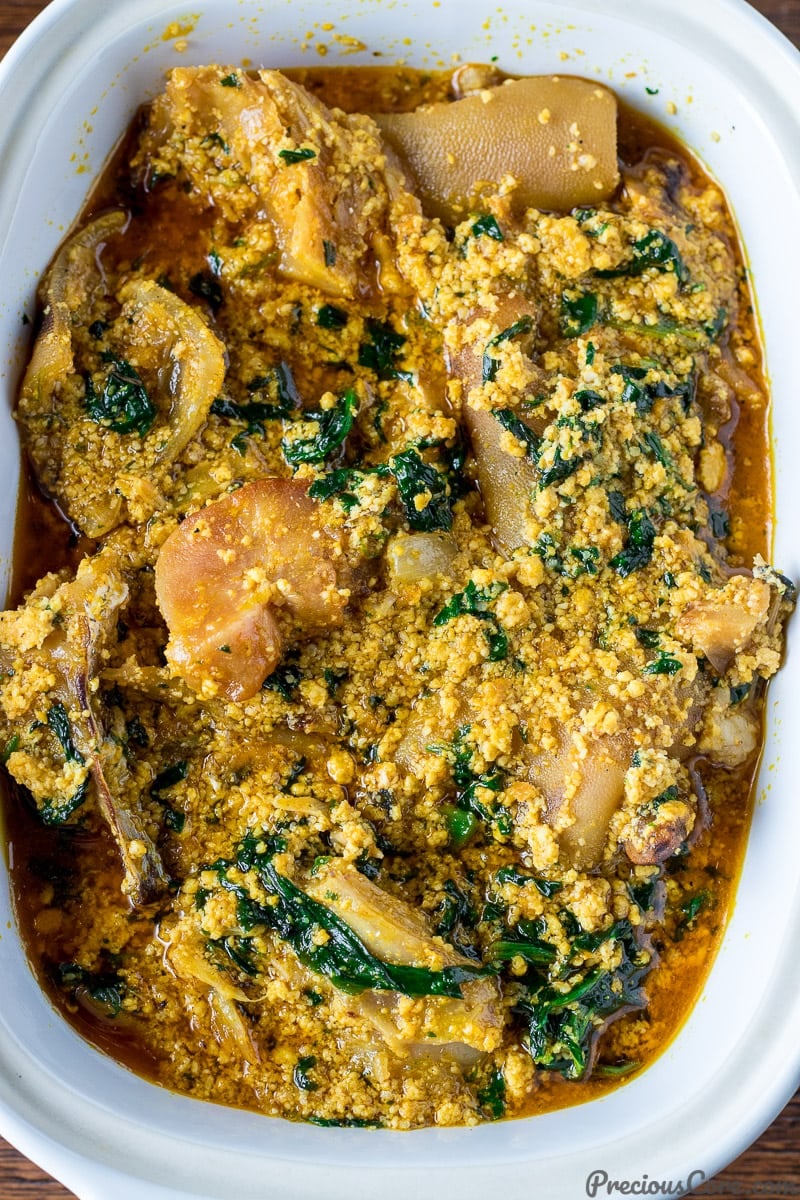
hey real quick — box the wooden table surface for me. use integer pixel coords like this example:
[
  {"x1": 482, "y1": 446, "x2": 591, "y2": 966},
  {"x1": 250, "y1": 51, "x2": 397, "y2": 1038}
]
[{"x1": 1, "y1": 0, "x2": 799, "y2": 1196}]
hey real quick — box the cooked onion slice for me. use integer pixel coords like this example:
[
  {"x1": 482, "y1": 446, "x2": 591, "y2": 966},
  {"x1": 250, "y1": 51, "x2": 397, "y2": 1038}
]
[
  {"x1": 386, "y1": 532, "x2": 458, "y2": 584},
  {"x1": 155, "y1": 479, "x2": 349, "y2": 702},
  {"x1": 375, "y1": 75, "x2": 618, "y2": 223}
]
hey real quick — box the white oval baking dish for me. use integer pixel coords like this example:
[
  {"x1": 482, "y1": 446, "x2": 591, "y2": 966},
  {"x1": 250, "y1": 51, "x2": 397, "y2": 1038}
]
[{"x1": 0, "y1": 2, "x2": 798, "y2": 1197}]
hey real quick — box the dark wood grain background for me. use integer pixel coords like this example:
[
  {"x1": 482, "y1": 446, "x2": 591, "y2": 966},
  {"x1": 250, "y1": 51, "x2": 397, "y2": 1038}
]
[{"x1": 0, "y1": 1, "x2": 798, "y2": 1196}]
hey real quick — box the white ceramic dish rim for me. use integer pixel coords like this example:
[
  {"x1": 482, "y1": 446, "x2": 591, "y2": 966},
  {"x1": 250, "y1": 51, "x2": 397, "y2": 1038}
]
[{"x1": 0, "y1": 1, "x2": 798, "y2": 1198}]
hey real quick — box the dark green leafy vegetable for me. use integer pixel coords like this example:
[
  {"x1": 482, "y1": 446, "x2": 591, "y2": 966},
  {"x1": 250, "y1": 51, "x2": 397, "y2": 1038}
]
[
  {"x1": 650, "y1": 784, "x2": 679, "y2": 808},
  {"x1": 233, "y1": 830, "x2": 288, "y2": 872},
  {"x1": 634, "y1": 627, "x2": 660, "y2": 649},
  {"x1": 293, "y1": 1055, "x2": 319, "y2": 1091},
  {"x1": 40, "y1": 777, "x2": 89, "y2": 827},
  {"x1": 488, "y1": 908, "x2": 559, "y2": 971},
  {"x1": 433, "y1": 879, "x2": 479, "y2": 960},
  {"x1": 308, "y1": 466, "x2": 365, "y2": 510},
  {"x1": 150, "y1": 761, "x2": 188, "y2": 796},
  {"x1": 493, "y1": 409, "x2": 540, "y2": 458},
  {"x1": 221, "y1": 860, "x2": 488, "y2": 998},
  {"x1": 538, "y1": 447, "x2": 582, "y2": 490},
  {"x1": 355, "y1": 850, "x2": 382, "y2": 881},
  {"x1": 471, "y1": 214, "x2": 504, "y2": 241},
  {"x1": 574, "y1": 208, "x2": 609, "y2": 237},
  {"x1": 607, "y1": 490, "x2": 628, "y2": 525},
  {"x1": 211, "y1": 363, "x2": 300, "y2": 435},
  {"x1": 262, "y1": 661, "x2": 302, "y2": 702},
  {"x1": 643, "y1": 651, "x2": 683, "y2": 677},
  {"x1": 490, "y1": 939, "x2": 557, "y2": 967},
  {"x1": 432, "y1": 726, "x2": 512, "y2": 840},
  {"x1": 570, "y1": 546, "x2": 600, "y2": 577},
  {"x1": 84, "y1": 356, "x2": 156, "y2": 436},
  {"x1": 421, "y1": 427, "x2": 469, "y2": 499},
  {"x1": 674, "y1": 890, "x2": 711, "y2": 941},
  {"x1": 282, "y1": 389, "x2": 357, "y2": 466},
  {"x1": 323, "y1": 667, "x2": 348, "y2": 696},
  {"x1": 445, "y1": 805, "x2": 478, "y2": 849},
  {"x1": 532, "y1": 534, "x2": 599, "y2": 579},
  {"x1": 482, "y1": 316, "x2": 533, "y2": 382},
  {"x1": 202, "y1": 132, "x2": 230, "y2": 154},
  {"x1": 316, "y1": 304, "x2": 348, "y2": 330},
  {"x1": 284, "y1": 757, "x2": 307, "y2": 792},
  {"x1": 574, "y1": 389, "x2": 605, "y2": 412},
  {"x1": 516, "y1": 921, "x2": 649, "y2": 1080},
  {"x1": 358, "y1": 318, "x2": 413, "y2": 383},
  {"x1": 162, "y1": 807, "x2": 186, "y2": 834},
  {"x1": 150, "y1": 760, "x2": 188, "y2": 834},
  {"x1": 2, "y1": 733, "x2": 19, "y2": 763},
  {"x1": 219, "y1": 73, "x2": 241, "y2": 87},
  {"x1": 279, "y1": 147, "x2": 317, "y2": 164},
  {"x1": 434, "y1": 880, "x2": 476, "y2": 937},
  {"x1": 323, "y1": 240, "x2": 337, "y2": 267},
  {"x1": 434, "y1": 579, "x2": 506, "y2": 624},
  {"x1": 434, "y1": 579, "x2": 508, "y2": 662},
  {"x1": 47, "y1": 702, "x2": 84, "y2": 765},
  {"x1": 493, "y1": 866, "x2": 563, "y2": 897},
  {"x1": 533, "y1": 532, "x2": 599, "y2": 580},
  {"x1": 126, "y1": 716, "x2": 149, "y2": 749},
  {"x1": 476, "y1": 1067, "x2": 506, "y2": 1120},
  {"x1": 729, "y1": 682, "x2": 751, "y2": 705},
  {"x1": 610, "y1": 509, "x2": 656, "y2": 577},
  {"x1": 643, "y1": 431, "x2": 671, "y2": 467},
  {"x1": 54, "y1": 961, "x2": 125, "y2": 1017},
  {"x1": 392, "y1": 448, "x2": 453, "y2": 533},
  {"x1": 611, "y1": 364, "x2": 694, "y2": 416},
  {"x1": 628, "y1": 875, "x2": 660, "y2": 913},
  {"x1": 596, "y1": 230, "x2": 689, "y2": 285},
  {"x1": 560, "y1": 292, "x2": 598, "y2": 338},
  {"x1": 594, "y1": 1059, "x2": 640, "y2": 1077},
  {"x1": 212, "y1": 935, "x2": 258, "y2": 977},
  {"x1": 704, "y1": 307, "x2": 728, "y2": 340},
  {"x1": 570, "y1": 919, "x2": 629, "y2": 954},
  {"x1": 460, "y1": 773, "x2": 511, "y2": 834}
]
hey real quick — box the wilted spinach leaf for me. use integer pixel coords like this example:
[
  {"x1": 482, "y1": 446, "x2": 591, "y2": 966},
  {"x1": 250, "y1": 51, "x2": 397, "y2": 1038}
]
[
  {"x1": 392, "y1": 448, "x2": 453, "y2": 532},
  {"x1": 282, "y1": 389, "x2": 357, "y2": 466},
  {"x1": 482, "y1": 316, "x2": 533, "y2": 382},
  {"x1": 560, "y1": 293, "x2": 598, "y2": 338},
  {"x1": 610, "y1": 509, "x2": 656, "y2": 577},
  {"x1": 85, "y1": 356, "x2": 156, "y2": 436}
]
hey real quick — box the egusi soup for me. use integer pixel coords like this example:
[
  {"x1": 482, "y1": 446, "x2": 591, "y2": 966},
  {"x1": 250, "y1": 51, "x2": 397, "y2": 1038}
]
[{"x1": 0, "y1": 64, "x2": 793, "y2": 1128}]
